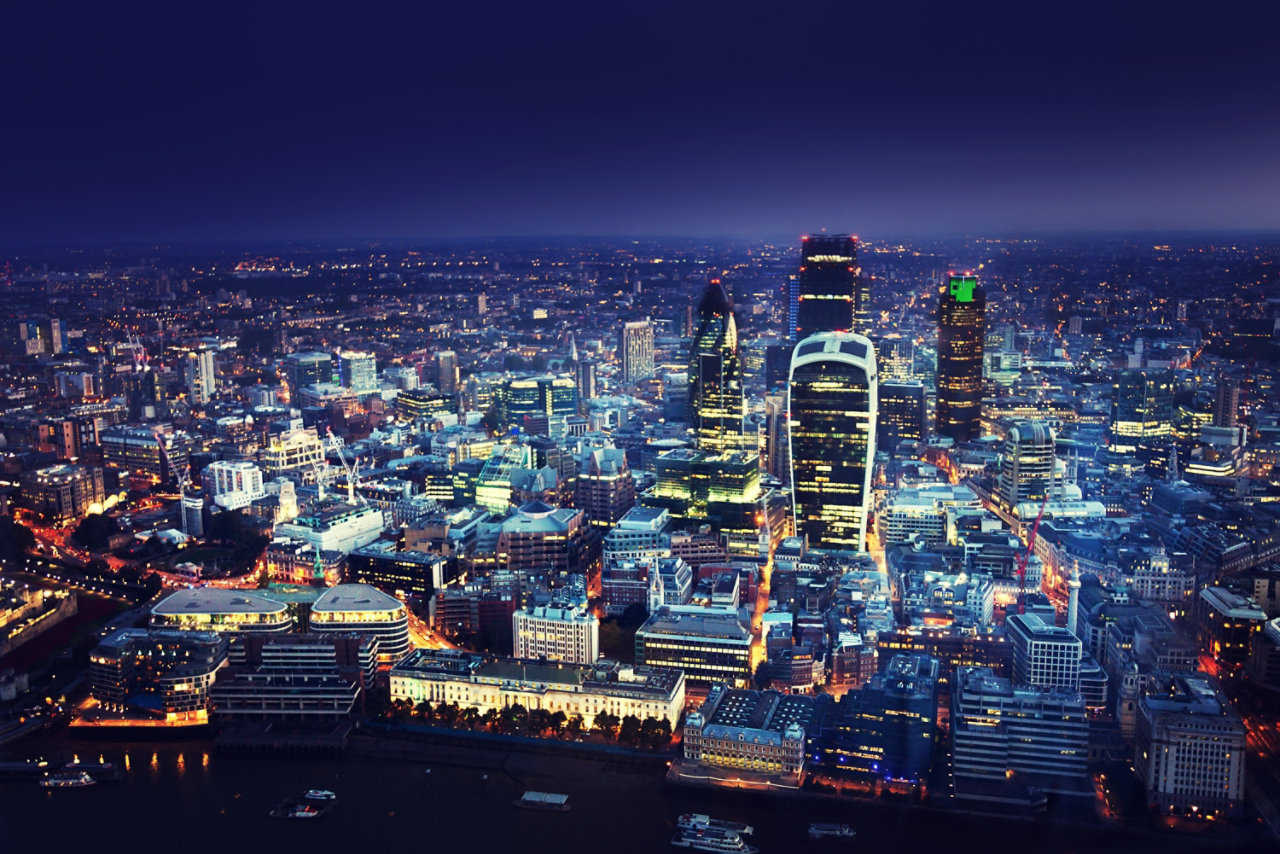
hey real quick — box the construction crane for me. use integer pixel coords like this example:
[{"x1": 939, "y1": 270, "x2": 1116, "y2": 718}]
[
  {"x1": 325, "y1": 427, "x2": 367, "y2": 506},
  {"x1": 1015, "y1": 493, "x2": 1050, "y2": 615},
  {"x1": 154, "y1": 429, "x2": 193, "y2": 535}
]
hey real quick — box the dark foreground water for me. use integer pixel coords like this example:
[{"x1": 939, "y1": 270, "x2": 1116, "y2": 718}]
[{"x1": 0, "y1": 738, "x2": 1259, "y2": 854}]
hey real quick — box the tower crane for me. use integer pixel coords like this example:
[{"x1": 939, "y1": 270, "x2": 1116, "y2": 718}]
[{"x1": 1015, "y1": 492, "x2": 1050, "y2": 615}]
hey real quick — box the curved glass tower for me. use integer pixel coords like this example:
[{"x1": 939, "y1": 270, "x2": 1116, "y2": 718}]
[
  {"x1": 688, "y1": 279, "x2": 747, "y2": 454},
  {"x1": 788, "y1": 332, "x2": 878, "y2": 551}
]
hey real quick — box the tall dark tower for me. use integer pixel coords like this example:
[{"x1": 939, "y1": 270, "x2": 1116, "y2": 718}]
[
  {"x1": 936, "y1": 273, "x2": 985, "y2": 443},
  {"x1": 796, "y1": 234, "x2": 866, "y2": 338},
  {"x1": 688, "y1": 279, "x2": 746, "y2": 454}
]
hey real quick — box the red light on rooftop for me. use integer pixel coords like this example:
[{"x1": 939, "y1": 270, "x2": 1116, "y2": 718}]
[{"x1": 801, "y1": 236, "x2": 809, "y2": 241}]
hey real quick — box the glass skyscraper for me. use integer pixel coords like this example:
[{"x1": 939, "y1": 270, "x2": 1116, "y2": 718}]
[
  {"x1": 1110, "y1": 369, "x2": 1174, "y2": 444},
  {"x1": 788, "y1": 331, "x2": 878, "y2": 551},
  {"x1": 796, "y1": 235, "x2": 866, "y2": 338},
  {"x1": 687, "y1": 279, "x2": 747, "y2": 454},
  {"x1": 936, "y1": 273, "x2": 985, "y2": 443}
]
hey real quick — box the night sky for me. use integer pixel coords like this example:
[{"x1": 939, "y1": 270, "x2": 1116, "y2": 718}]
[{"x1": 5, "y1": 2, "x2": 1280, "y2": 244}]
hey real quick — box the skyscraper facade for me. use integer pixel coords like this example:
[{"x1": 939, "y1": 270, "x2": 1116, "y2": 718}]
[
  {"x1": 284, "y1": 351, "x2": 333, "y2": 395},
  {"x1": 936, "y1": 273, "x2": 985, "y2": 443},
  {"x1": 1111, "y1": 369, "x2": 1174, "y2": 444},
  {"x1": 687, "y1": 280, "x2": 746, "y2": 454},
  {"x1": 796, "y1": 235, "x2": 864, "y2": 338},
  {"x1": 337, "y1": 350, "x2": 378, "y2": 394},
  {"x1": 994, "y1": 420, "x2": 1057, "y2": 511},
  {"x1": 619, "y1": 320, "x2": 655, "y2": 384},
  {"x1": 184, "y1": 348, "x2": 216, "y2": 404},
  {"x1": 436, "y1": 350, "x2": 459, "y2": 395},
  {"x1": 1213, "y1": 374, "x2": 1239, "y2": 428},
  {"x1": 788, "y1": 332, "x2": 877, "y2": 551},
  {"x1": 878, "y1": 380, "x2": 927, "y2": 451}
]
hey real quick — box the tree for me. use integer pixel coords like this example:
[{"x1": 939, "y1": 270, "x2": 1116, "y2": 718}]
[
  {"x1": 438, "y1": 701, "x2": 461, "y2": 727},
  {"x1": 566, "y1": 714, "x2": 584, "y2": 738},
  {"x1": 641, "y1": 716, "x2": 672, "y2": 750},
  {"x1": 390, "y1": 698, "x2": 413, "y2": 722},
  {"x1": 527, "y1": 708, "x2": 551, "y2": 736},
  {"x1": 414, "y1": 700, "x2": 434, "y2": 720},
  {"x1": 0, "y1": 515, "x2": 36, "y2": 562},
  {"x1": 593, "y1": 711, "x2": 619, "y2": 739},
  {"x1": 71, "y1": 513, "x2": 118, "y2": 552},
  {"x1": 618, "y1": 714, "x2": 642, "y2": 745},
  {"x1": 548, "y1": 710, "x2": 567, "y2": 737},
  {"x1": 459, "y1": 706, "x2": 480, "y2": 730},
  {"x1": 481, "y1": 708, "x2": 500, "y2": 731}
]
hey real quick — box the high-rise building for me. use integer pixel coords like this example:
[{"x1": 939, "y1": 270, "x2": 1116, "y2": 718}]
[
  {"x1": 512, "y1": 602, "x2": 599, "y2": 664},
  {"x1": 877, "y1": 336, "x2": 915, "y2": 382},
  {"x1": 19, "y1": 464, "x2": 105, "y2": 523},
  {"x1": 796, "y1": 234, "x2": 864, "y2": 338},
  {"x1": 183, "y1": 349, "x2": 216, "y2": 404},
  {"x1": 575, "y1": 447, "x2": 636, "y2": 530},
  {"x1": 436, "y1": 350, "x2": 459, "y2": 395},
  {"x1": 788, "y1": 332, "x2": 877, "y2": 551},
  {"x1": 1135, "y1": 675, "x2": 1246, "y2": 819},
  {"x1": 763, "y1": 394, "x2": 789, "y2": 483},
  {"x1": 994, "y1": 421, "x2": 1057, "y2": 511},
  {"x1": 936, "y1": 273, "x2": 985, "y2": 443},
  {"x1": 687, "y1": 280, "x2": 747, "y2": 454},
  {"x1": 1111, "y1": 369, "x2": 1174, "y2": 444},
  {"x1": 878, "y1": 381, "x2": 926, "y2": 451},
  {"x1": 1197, "y1": 586, "x2": 1266, "y2": 674},
  {"x1": 1213, "y1": 374, "x2": 1239, "y2": 428},
  {"x1": 572, "y1": 359, "x2": 596, "y2": 415},
  {"x1": 284, "y1": 351, "x2": 333, "y2": 395},
  {"x1": 951, "y1": 666, "x2": 1089, "y2": 796},
  {"x1": 1007, "y1": 613, "x2": 1082, "y2": 691},
  {"x1": 498, "y1": 376, "x2": 578, "y2": 431},
  {"x1": 337, "y1": 350, "x2": 378, "y2": 394},
  {"x1": 619, "y1": 320, "x2": 655, "y2": 384}
]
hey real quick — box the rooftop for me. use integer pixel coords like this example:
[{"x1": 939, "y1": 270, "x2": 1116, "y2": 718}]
[
  {"x1": 312, "y1": 583, "x2": 404, "y2": 614},
  {"x1": 152, "y1": 588, "x2": 288, "y2": 617}
]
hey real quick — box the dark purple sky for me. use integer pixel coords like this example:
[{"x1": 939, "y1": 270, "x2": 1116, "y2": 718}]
[{"x1": 4, "y1": 2, "x2": 1280, "y2": 243}]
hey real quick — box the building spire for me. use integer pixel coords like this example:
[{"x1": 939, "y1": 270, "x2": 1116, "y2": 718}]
[
  {"x1": 567, "y1": 332, "x2": 579, "y2": 363},
  {"x1": 1167, "y1": 442, "x2": 1179, "y2": 483}
]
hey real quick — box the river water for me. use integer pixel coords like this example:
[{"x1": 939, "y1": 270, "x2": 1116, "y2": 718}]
[{"x1": 0, "y1": 737, "x2": 1257, "y2": 854}]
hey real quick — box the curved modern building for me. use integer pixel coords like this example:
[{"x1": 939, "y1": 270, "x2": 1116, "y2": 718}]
[
  {"x1": 310, "y1": 583, "x2": 411, "y2": 664},
  {"x1": 687, "y1": 279, "x2": 747, "y2": 454},
  {"x1": 788, "y1": 332, "x2": 877, "y2": 551},
  {"x1": 150, "y1": 588, "x2": 293, "y2": 633},
  {"x1": 936, "y1": 273, "x2": 985, "y2": 443}
]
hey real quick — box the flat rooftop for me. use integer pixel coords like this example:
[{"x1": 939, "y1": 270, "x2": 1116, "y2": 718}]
[
  {"x1": 152, "y1": 588, "x2": 288, "y2": 616},
  {"x1": 312, "y1": 583, "x2": 404, "y2": 614}
]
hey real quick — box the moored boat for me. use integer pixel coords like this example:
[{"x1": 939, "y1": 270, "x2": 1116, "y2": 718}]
[
  {"x1": 808, "y1": 823, "x2": 856, "y2": 839},
  {"x1": 679, "y1": 814, "x2": 754, "y2": 835},
  {"x1": 671, "y1": 826, "x2": 758, "y2": 853},
  {"x1": 513, "y1": 791, "x2": 571, "y2": 812},
  {"x1": 39, "y1": 771, "x2": 96, "y2": 789}
]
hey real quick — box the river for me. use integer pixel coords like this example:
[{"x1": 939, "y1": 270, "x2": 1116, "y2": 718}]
[{"x1": 0, "y1": 736, "x2": 1260, "y2": 854}]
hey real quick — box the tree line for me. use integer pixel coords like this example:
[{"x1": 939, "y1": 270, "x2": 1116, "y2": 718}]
[{"x1": 385, "y1": 698, "x2": 673, "y2": 750}]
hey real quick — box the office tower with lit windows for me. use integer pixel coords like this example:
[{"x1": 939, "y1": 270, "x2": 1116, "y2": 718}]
[
  {"x1": 994, "y1": 421, "x2": 1057, "y2": 512},
  {"x1": 788, "y1": 332, "x2": 877, "y2": 551},
  {"x1": 284, "y1": 351, "x2": 333, "y2": 395},
  {"x1": 619, "y1": 320, "x2": 655, "y2": 384},
  {"x1": 1213, "y1": 374, "x2": 1239, "y2": 428},
  {"x1": 763, "y1": 394, "x2": 789, "y2": 483},
  {"x1": 796, "y1": 235, "x2": 864, "y2": 338},
  {"x1": 687, "y1": 280, "x2": 747, "y2": 453},
  {"x1": 1007, "y1": 612, "x2": 1082, "y2": 691},
  {"x1": 436, "y1": 350, "x2": 459, "y2": 395},
  {"x1": 1110, "y1": 369, "x2": 1174, "y2": 445},
  {"x1": 878, "y1": 381, "x2": 926, "y2": 451},
  {"x1": 337, "y1": 350, "x2": 378, "y2": 394},
  {"x1": 936, "y1": 273, "x2": 985, "y2": 443},
  {"x1": 184, "y1": 348, "x2": 216, "y2": 404}
]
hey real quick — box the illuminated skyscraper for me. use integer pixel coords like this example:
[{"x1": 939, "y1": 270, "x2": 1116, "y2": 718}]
[
  {"x1": 687, "y1": 280, "x2": 746, "y2": 453},
  {"x1": 436, "y1": 350, "x2": 459, "y2": 395},
  {"x1": 1110, "y1": 369, "x2": 1173, "y2": 444},
  {"x1": 337, "y1": 350, "x2": 378, "y2": 394},
  {"x1": 878, "y1": 380, "x2": 926, "y2": 451},
  {"x1": 619, "y1": 320, "x2": 655, "y2": 384},
  {"x1": 994, "y1": 421, "x2": 1057, "y2": 512},
  {"x1": 936, "y1": 273, "x2": 985, "y2": 443},
  {"x1": 796, "y1": 235, "x2": 865, "y2": 338},
  {"x1": 788, "y1": 332, "x2": 877, "y2": 551},
  {"x1": 184, "y1": 348, "x2": 216, "y2": 404}
]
